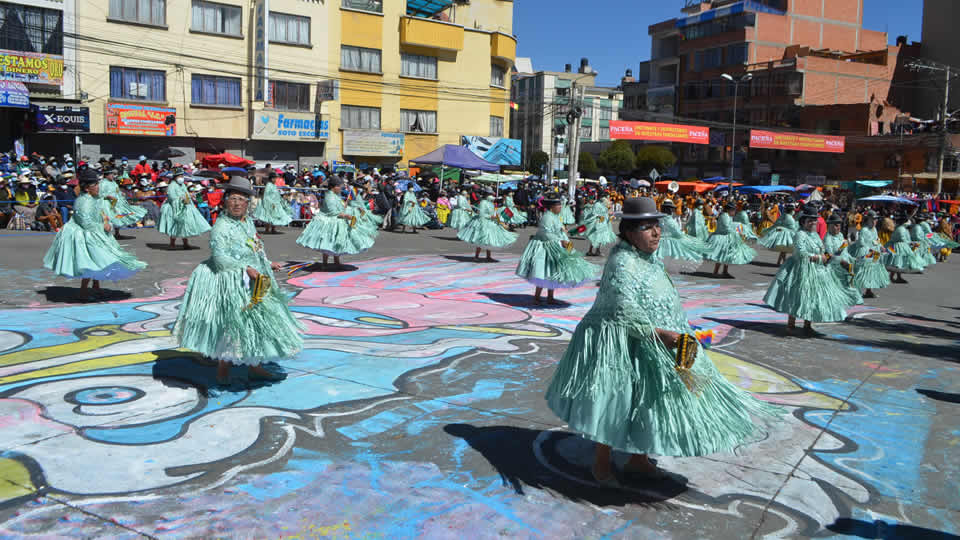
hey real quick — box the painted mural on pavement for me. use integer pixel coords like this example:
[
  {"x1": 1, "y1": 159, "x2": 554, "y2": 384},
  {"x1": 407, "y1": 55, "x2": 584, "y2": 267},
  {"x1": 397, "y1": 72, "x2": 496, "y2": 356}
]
[{"x1": 0, "y1": 255, "x2": 953, "y2": 538}]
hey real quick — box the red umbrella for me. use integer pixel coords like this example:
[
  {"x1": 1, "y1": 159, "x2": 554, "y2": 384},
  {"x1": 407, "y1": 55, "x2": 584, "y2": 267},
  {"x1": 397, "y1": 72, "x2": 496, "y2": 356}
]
[{"x1": 200, "y1": 153, "x2": 255, "y2": 169}]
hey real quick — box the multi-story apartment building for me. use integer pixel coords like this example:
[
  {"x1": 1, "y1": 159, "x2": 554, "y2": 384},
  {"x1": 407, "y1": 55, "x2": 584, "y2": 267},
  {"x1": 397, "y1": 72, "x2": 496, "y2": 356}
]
[
  {"x1": 914, "y1": 0, "x2": 959, "y2": 120},
  {"x1": 510, "y1": 58, "x2": 621, "y2": 175},
  {"x1": 11, "y1": 0, "x2": 516, "y2": 169}
]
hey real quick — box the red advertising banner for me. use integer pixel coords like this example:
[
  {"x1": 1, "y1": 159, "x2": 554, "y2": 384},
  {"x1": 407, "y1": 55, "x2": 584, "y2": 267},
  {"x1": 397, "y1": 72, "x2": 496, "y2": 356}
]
[
  {"x1": 749, "y1": 129, "x2": 845, "y2": 153},
  {"x1": 105, "y1": 103, "x2": 177, "y2": 136},
  {"x1": 610, "y1": 121, "x2": 710, "y2": 144}
]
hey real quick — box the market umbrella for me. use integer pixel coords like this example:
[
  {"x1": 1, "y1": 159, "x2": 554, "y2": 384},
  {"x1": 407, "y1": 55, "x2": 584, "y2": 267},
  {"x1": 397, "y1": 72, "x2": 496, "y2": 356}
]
[
  {"x1": 637, "y1": 179, "x2": 651, "y2": 187},
  {"x1": 857, "y1": 195, "x2": 918, "y2": 205},
  {"x1": 221, "y1": 167, "x2": 248, "y2": 176},
  {"x1": 201, "y1": 153, "x2": 255, "y2": 168},
  {"x1": 395, "y1": 179, "x2": 422, "y2": 192},
  {"x1": 796, "y1": 184, "x2": 816, "y2": 191},
  {"x1": 195, "y1": 169, "x2": 226, "y2": 178}
]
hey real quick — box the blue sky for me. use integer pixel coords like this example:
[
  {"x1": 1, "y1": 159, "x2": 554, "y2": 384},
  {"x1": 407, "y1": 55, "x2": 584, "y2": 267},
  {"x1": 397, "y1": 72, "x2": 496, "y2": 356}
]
[{"x1": 514, "y1": 0, "x2": 923, "y2": 86}]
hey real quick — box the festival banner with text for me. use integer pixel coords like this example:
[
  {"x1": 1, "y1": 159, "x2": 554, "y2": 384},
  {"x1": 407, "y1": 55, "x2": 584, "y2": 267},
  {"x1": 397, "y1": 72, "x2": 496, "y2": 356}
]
[
  {"x1": 749, "y1": 130, "x2": 845, "y2": 153},
  {"x1": 609, "y1": 121, "x2": 710, "y2": 144}
]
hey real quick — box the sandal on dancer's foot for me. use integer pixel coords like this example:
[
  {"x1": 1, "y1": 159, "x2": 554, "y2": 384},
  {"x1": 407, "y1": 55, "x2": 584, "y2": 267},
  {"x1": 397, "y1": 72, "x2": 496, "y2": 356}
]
[
  {"x1": 622, "y1": 464, "x2": 669, "y2": 480},
  {"x1": 248, "y1": 366, "x2": 285, "y2": 382},
  {"x1": 590, "y1": 465, "x2": 620, "y2": 488}
]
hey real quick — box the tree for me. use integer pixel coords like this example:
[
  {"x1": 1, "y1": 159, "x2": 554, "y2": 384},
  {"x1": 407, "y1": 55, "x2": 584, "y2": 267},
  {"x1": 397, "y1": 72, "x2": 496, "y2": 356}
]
[
  {"x1": 578, "y1": 151, "x2": 599, "y2": 177},
  {"x1": 635, "y1": 145, "x2": 677, "y2": 175},
  {"x1": 599, "y1": 140, "x2": 636, "y2": 175},
  {"x1": 527, "y1": 150, "x2": 549, "y2": 175}
]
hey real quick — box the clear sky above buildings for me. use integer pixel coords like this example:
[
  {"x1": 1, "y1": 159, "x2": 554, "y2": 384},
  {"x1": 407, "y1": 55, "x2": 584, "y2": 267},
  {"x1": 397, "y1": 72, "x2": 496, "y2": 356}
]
[{"x1": 514, "y1": 0, "x2": 923, "y2": 86}]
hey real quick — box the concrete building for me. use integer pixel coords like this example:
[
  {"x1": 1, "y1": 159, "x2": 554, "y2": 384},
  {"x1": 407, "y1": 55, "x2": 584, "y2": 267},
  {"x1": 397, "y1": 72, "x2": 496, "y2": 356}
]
[
  {"x1": 619, "y1": 64, "x2": 649, "y2": 121},
  {"x1": 916, "y1": 0, "x2": 959, "y2": 120},
  {"x1": 17, "y1": 0, "x2": 515, "y2": 168},
  {"x1": 510, "y1": 58, "x2": 622, "y2": 175}
]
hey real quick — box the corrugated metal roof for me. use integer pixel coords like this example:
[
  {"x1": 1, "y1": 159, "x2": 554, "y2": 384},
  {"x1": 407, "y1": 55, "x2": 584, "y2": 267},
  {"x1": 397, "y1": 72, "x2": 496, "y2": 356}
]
[
  {"x1": 406, "y1": 0, "x2": 453, "y2": 18},
  {"x1": 676, "y1": 0, "x2": 784, "y2": 28}
]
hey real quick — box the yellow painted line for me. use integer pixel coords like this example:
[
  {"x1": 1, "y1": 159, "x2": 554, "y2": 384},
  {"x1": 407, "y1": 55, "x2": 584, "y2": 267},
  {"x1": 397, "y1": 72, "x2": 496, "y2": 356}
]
[
  {"x1": 356, "y1": 316, "x2": 405, "y2": 327},
  {"x1": 0, "y1": 350, "x2": 186, "y2": 385},
  {"x1": 0, "y1": 325, "x2": 170, "y2": 368},
  {"x1": 436, "y1": 325, "x2": 559, "y2": 337}
]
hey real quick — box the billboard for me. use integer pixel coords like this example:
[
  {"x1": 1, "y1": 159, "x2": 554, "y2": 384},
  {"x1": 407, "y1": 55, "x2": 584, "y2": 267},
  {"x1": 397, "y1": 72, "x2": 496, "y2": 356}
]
[
  {"x1": 0, "y1": 80, "x2": 29, "y2": 108},
  {"x1": 34, "y1": 106, "x2": 90, "y2": 132},
  {"x1": 610, "y1": 120, "x2": 710, "y2": 144},
  {"x1": 460, "y1": 136, "x2": 521, "y2": 166},
  {"x1": 105, "y1": 103, "x2": 177, "y2": 136},
  {"x1": 253, "y1": 111, "x2": 328, "y2": 140},
  {"x1": 749, "y1": 129, "x2": 845, "y2": 153},
  {"x1": 0, "y1": 50, "x2": 63, "y2": 86},
  {"x1": 342, "y1": 130, "x2": 404, "y2": 157}
]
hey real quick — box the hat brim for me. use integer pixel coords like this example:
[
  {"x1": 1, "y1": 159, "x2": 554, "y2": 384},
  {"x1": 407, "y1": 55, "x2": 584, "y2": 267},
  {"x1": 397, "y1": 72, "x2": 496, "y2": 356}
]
[
  {"x1": 225, "y1": 185, "x2": 253, "y2": 196},
  {"x1": 620, "y1": 211, "x2": 666, "y2": 220}
]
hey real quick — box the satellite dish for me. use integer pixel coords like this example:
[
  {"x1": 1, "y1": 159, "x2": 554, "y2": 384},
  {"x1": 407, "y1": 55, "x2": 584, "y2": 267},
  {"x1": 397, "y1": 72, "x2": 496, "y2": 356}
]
[{"x1": 667, "y1": 181, "x2": 680, "y2": 193}]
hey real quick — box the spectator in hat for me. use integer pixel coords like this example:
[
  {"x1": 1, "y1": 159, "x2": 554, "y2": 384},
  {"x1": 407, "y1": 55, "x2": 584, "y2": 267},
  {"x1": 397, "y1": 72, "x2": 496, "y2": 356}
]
[
  {"x1": 9, "y1": 176, "x2": 39, "y2": 230},
  {"x1": 36, "y1": 184, "x2": 63, "y2": 232},
  {"x1": 0, "y1": 176, "x2": 13, "y2": 227},
  {"x1": 55, "y1": 174, "x2": 77, "y2": 224},
  {"x1": 135, "y1": 177, "x2": 161, "y2": 226},
  {"x1": 132, "y1": 156, "x2": 152, "y2": 178}
]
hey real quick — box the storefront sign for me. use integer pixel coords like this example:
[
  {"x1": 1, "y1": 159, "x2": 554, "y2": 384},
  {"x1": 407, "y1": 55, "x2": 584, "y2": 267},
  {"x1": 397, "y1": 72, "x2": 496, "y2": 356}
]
[
  {"x1": 0, "y1": 80, "x2": 29, "y2": 108},
  {"x1": 252, "y1": 0, "x2": 269, "y2": 101},
  {"x1": 0, "y1": 50, "x2": 63, "y2": 86},
  {"x1": 610, "y1": 121, "x2": 709, "y2": 144},
  {"x1": 342, "y1": 130, "x2": 404, "y2": 157},
  {"x1": 749, "y1": 129, "x2": 845, "y2": 153},
  {"x1": 105, "y1": 103, "x2": 177, "y2": 136},
  {"x1": 252, "y1": 110, "x2": 328, "y2": 140},
  {"x1": 34, "y1": 106, "x2": 90, "y2": 132}
]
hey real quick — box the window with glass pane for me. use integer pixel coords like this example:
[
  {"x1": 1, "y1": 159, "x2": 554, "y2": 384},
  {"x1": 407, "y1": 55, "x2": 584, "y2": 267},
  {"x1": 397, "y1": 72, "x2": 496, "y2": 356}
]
[
  {"x1": 579, "y1": 126, "x2": 591, "y2": 138},
  {"x1": 109, "y1": 0, "x2": 166, "y2": 25},
  {"x1": 269, "y1": 80, "x2": 310, "y2": 111},
  {"x1": 109, "y1": 67, "x2": 166, "y2": 101},
  {"x1": 491, "y1": 64, "x2": 506, "y2": 87},
  {"x1": 191, "y1": 74, "x2": 241, "y2": 106},
  {"x1": 191, "y1": 1, "x2": 241, "y2": 35},
  {"x1": 0, "y1": 4, "x2": 64, "y2": 54},
  {"x1": 341, "y1": 0, "x2": 382, "y2": 13},
  {"x1": 342, "y1": 105, "x2": 381, "y2": 130},
  {"x1": 269, "y1": 12, "x2": 310, "y2": 45},
  {"x1": 341, "y1": 46, "x2": 382, "y2": 73},
  {"x1": 582, "y1": 105, "x2": 593, "y2": 118},
  {"x1": 489, "y1": 116, "x2": 503, "y2": 137},
  {"x1": 598, "y1": 106, "x2": 611, "y2": 120},
  {"x1": 599, "y1": 127, "x2": 610, "y2": 140},
  {"x1": 401, "y1": 110, "x2": 437, "y2": 133},
  {"x1": 401, "y1": 53, "x2": 437, "y2": 79}
]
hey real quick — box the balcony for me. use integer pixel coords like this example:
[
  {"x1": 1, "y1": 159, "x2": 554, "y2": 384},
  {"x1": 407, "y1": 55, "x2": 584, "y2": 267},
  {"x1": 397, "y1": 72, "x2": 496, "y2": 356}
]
[
  {"x1": 491, "y1": 32, "x2": 516, "y2": 63},
  {"x1": 399, "y1": 16, "x2": 464, "y2": 52}
]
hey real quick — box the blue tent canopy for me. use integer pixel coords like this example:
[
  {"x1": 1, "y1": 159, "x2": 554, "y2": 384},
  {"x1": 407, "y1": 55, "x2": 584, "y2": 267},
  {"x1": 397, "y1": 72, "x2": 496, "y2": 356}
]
[
  {"x1": 855, "y1": 180, "x2": 893, "y2": 188},
  {"x1": 858, "y1": 195, "x2": 918, "y2": 205},
  {"x1": 702, "y1": 176, "x2": 729, "y2": 183},
  {"x1": 409, "y1": 144, "x2": 500, "y2": 172},
  {"x1": 733, "y1": 185, "x2": 797, "y2": 195},
  {"x1": 395, "y1": 179, "x2": 423, "y2": 192}
]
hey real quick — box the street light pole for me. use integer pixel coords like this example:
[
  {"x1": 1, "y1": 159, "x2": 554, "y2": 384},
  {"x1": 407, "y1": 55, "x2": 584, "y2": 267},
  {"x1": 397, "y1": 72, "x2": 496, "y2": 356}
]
[{"x1": 722, "y1": 73, "x2": 752, "y2": 191}]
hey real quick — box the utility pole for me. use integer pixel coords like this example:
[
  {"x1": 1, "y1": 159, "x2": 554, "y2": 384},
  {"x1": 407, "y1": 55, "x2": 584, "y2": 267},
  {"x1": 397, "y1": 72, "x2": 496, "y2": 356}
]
[
  {"x1": 936, "y1": 65, "x2": 950, "y2": 195},
  {"x1": 567, "y1": 83, "x2": 584, "y2": 201}
]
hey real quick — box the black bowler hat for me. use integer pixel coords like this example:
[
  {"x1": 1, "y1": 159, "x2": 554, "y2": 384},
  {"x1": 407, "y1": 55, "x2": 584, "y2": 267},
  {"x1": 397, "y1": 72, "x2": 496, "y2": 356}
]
[
  {"x1": 78, "y1": 168, "x2": 99, "y2": 186},
  {"x1": 620, "y1": 197, "x2": 666, "y2": 220},
  {"x1": 224, "y1": 176, "x2": 253, "y2": 195},
  {"x1": 542, "y1": 195, "x2": 562, "y2": 206},
  {"x1": 827, "y1": 213, "x2": 843, "y2": 224},
  {"x1": 798, "y1": 207, "x2": 819, "y2": 222}
]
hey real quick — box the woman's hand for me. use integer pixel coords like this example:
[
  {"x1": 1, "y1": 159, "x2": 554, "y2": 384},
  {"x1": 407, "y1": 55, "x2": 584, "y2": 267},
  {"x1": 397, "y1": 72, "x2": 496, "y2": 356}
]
[
  {"x1": 657, "y1": 329, "x2": 681, "y2": 349},
  {"x1": 339, "y1": 213, "x2": 351, "y2": 219},
  {"x1": 270, "y1": 262, "x2": 282, "y2": 272},
  {"x1": 246, "y1": 266, "x2": 260, "y2": 281}
]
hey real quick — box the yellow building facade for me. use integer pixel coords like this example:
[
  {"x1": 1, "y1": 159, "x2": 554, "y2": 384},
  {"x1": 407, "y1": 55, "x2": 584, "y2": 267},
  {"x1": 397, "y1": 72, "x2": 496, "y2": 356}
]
[{"x1": 63, "y1": 0, "x2": 514, "y2": 169}]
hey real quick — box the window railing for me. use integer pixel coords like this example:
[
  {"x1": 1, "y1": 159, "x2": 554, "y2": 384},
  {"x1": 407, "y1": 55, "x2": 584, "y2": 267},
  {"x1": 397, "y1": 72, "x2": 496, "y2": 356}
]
[{"x1": 342, "y1": 0, "x2": 382, "y2": 13}]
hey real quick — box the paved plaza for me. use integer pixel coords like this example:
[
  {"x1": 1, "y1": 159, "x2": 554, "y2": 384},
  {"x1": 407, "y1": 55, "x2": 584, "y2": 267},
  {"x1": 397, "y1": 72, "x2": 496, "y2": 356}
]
[{"x1": 0, "y1": 226, "x2": 957, "y2": 539}]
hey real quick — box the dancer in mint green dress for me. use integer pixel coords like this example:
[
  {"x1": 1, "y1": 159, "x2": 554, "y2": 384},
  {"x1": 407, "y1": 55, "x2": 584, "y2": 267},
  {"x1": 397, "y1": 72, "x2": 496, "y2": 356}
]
[
  {"x1": 43, "y1": 169, "x2": 146, "y2": 300},
  {"x1": 503, "y1": 190, "x2": 528, "y2": 227},
  {"x1": 884, "y1": 213, "x2": 926, "y2": 283},
  {"x1": 705, "y1": 202, "x2": 757, "y2": 277},
  {"x1": 764, "y1": 209, "x2": 855, "y2": 335},
  {"x1": 560, "y1": 196, "x2": 576, "y2": 225},
  {"x1": 583, "y1": 198, "x2": 616, "y2": 256},
  {"x1": 99, "y1": 168, "x2": 146, "y2": 238},
  {"x1": 734, "y1": 205, "x2": 759, "y2": 244},
  {"x1": 175, "y1": 176, "x2": 303, "y2": 385},
  {"x1": 252, "y1": 175, "x2": 293, "y2": 233},
  {"x1": 515, "y1": 196, "x2": 597, "y2": 304},
  {"x1": 909, "y1": 213, "x2": 937, "y2": 267},
  {"x1": 684, "y1": 200, "x2": 709, "y2": 242},
  {"x1": 759, "y1": 203, "x2": 799, "y2": 265},
  {"x1": 347, "y1": 184, "x2": 382, "y2": 241},
  {"x1": 546, "y1": 197, "x2": 783, "y2": 484},
  {"x1": 457, "y1": 189, "x2": 518, "y2": 261},
  {"x1": 448, "y1": 190, "x2": 474, "y2": 229},
  {"x1": 296, "y1": 175, "x2": 374, "y2": 268},
  {"x1": 158, "y1": 170, "x2": 211, "y2": 249},
  {"x1": 655, "y1": 199, "x2": 706, "y2": 273},
  {"x1": 847, "y1": 211, "x2": 890, "y2": 298},
  {"x1": 397, "y1": 186, "x2": 430, "y2": 233},
  {"x1": 932, "y1": 215, "x2": 959, "y2": 261},
  {"x1": 823, "y1": 214, "x2": 863, "y2": 307}
]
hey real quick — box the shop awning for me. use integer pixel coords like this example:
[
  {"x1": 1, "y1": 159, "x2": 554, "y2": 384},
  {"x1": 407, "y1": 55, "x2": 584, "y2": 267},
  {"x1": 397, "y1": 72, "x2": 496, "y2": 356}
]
[
  {"x1": 409, "y1": 144, "x2": 500, "y2": 172},
  {"x1": 0, "y1": 81, "x2": 29, "y2": 109},
  {"x1": 407, "y1": 0, "x2": 452, "y2": 17}
]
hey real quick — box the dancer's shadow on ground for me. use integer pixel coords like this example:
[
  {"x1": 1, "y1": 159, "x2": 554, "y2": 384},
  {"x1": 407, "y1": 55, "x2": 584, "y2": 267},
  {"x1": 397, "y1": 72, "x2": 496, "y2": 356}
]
[
  {"x1": 703, "y1": 316, "x2": 792, "y2": 338},
  {"x1": 145, "y1": 243, "x2": 201, "y2": 251},
  {"x1": 751, "y1": 272, "x2": 778, "y2": 278},
  {"x1": 916, "y1": 388, "x2": 960, "y2": 404},
  {"x1": 828, "y1": 517, "x2": 960, "y2": 539},
  {"x1": 687, "y1": 271, "x2": 735, "y2": 280},
  {"x1": 431, "y1": 235, "x2": 463, "y2": 242},
  {"x1": 151, "y1": 352, "x2": 286, "y2": 396},
  {"x1": 444, "y1": 255, "x2": 500, "y2": 263},
  {"x1": 36, "y1": 286, "x2": 132, "y2": 304},
  {"x1": 749, "y1": 260, "x2": 781, "y2": 268},
  {"x1": 443, "y1": 424, "x2": 687, "y2": 507},
  {"x1": 478, "y1": 292, "x2": 572, "y2": 309},
  {"x1": 291, "y1": 262, "x2": 359, "y2": 273},
  {"x1": 114, "y1": 233, "x2": 138, "y2": 240}
]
